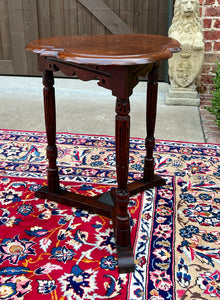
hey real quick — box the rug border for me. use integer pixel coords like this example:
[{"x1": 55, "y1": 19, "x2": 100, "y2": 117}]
[{"x1": 0, "y1": 128, "x2": 219, "y2": 146}]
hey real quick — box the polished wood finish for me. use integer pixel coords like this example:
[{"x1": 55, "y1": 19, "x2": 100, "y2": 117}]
[
  {"x1": 26, "y1": 34, "x2": 180, "y2": 273},
  {"x1": 26, "y1": 34, "x2": 180, "y2": 66},
  {"x1": 43, "y1": 70, "x2": 60, "y2": 193},
  {"x1": 144, "y1": 64, "x2": 159, "y2": 181}
]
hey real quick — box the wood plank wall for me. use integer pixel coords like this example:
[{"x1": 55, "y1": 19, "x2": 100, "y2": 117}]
[{"x1": 0, "y1": 0, "x2": 170, "y2": 78}]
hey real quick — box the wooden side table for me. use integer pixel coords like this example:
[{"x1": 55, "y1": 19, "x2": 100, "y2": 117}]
[{"x1": 26, "y1": 34, "x2": 180, "y2": 273}]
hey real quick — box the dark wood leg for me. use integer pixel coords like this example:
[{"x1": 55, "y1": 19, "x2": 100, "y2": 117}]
[
  {"x1": 115, "y1": 97, "x2": 134, "y2": 273},
  {"x1": 33, "y1": 61, "x2": 165, "y2": 274},
  {"x1": 40, "y1": 70, "x2": 59, "y2": 193},
  {"x1": 144, "y1": 64, "x2": 158, "y2": 182},
  {"x1": 123, "y1": 64, "x2": 165, "y2": 195}
]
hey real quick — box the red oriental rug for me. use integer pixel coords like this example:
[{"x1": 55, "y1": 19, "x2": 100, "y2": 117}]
[{"x1": 0, "y1": 129, "x2": 219, "y2": 300}]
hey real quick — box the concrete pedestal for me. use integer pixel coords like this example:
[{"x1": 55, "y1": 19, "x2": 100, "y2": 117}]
[{"x1": 166, "y1": 88, "x2": 200, "y2": 106}]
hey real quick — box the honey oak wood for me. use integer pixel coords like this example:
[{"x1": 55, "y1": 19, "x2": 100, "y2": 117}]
[{"x1": 26, "y1": 34, "x2": 180, "y2": 273}]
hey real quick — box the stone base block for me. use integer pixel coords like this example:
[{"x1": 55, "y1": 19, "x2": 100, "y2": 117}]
[{"x1": 166, "y1": 88, "x2": 200, "y2": 106}]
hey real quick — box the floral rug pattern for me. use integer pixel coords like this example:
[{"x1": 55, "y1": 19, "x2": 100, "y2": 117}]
[{"x1": 0, "y1": 130, "x2": 219, "y2": 299}]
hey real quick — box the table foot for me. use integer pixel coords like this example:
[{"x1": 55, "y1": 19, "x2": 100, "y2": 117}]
[
  {"x1": 128, "y1": 174, "x2": 166, "y2": 196},
  {"x1": 35, "y1": 186, "x2": 113, "y2": 218},
  {"x1": 35, "y1": 186, "x2": 135, "y2": 273},
  {"x1": 109, "y1": 175, "x2": 166, "y2": 198},
  {"x1": 117, "y1": 247, "x2": 135, "y2": 273},
  {"x1": 35, "y1": 173, "x2": 165, "y2": 274}
]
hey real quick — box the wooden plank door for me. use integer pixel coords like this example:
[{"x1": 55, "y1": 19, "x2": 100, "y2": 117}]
[
  {"x1": 0, "y1": 0, "x2": 39, "y2": 75},
  {"x1": 0, "y1": 0, "x2": 172, "y2": 79},
  {"x1": 78, "y1": 0, "x2": 133, "y2": 34},
  {"x1": 0, "y1": 0, "x2": 14, "y2": 74}
]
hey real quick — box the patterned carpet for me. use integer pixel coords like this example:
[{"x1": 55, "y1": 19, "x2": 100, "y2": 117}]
[{"x1": 0, "y1": 129, "x2": 219, "y2": 300}]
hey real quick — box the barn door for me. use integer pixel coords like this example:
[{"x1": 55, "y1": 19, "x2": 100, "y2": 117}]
[
  {"x1": 0, "y1": 0, "x2": 39, "y2": 75},
  {"x1": 78, "y1": 0, "x2": 170, "y2": 81},
  {"x1": 78, "y1": 0, "x2": 133, "y2": 34},
  {"x1": 0, "y1": 0, "x2": 171, "y2": 80},
  {"x1": 0, "y1": 0, "x2": 14, "y2": 74}
]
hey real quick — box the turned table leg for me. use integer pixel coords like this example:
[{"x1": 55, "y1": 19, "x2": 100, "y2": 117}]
[
  {"x1": 144, "y1": 65, "x2": 158, "y2": 182},
  {"x1": 42, "y1": 70, "x2": 60, "y2": 193},
  {"x1": 115, "y1": 97, "x2": 134, "y2": 273}
]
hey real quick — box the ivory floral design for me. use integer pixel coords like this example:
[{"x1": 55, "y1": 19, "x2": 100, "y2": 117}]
[
  {"x1": 154, "y1": 225, "x2": 172, "y2": 240},
  {"x1": 183, "y1": 204, "x2": 220, "y2": 226},
  {"x1": 150, "y1": 270, "x2": 172, "y2": 291},
  {"x1": 197, "y1": 270, "x2": 220, "y2": 297},
  {"x1": 153, "y1": 247, "x2": 171, "y2": 261},
  {"x1": 158, "y1": 189, "x2": 173, "y2": 199},
  {"x1": 37, "y1": 279, "x2": 57, "y2": 294},
  {"x1": 0, "y1": 208, "x2": 21, "y2": 227},
  {"x1": 0, "y1": 189, "x2": 22, "y2": 205},
  {"x1": 0, "y1": 144, "x2": 22, "y2": 157},
  {"x1": 0, "y1": 275, "x2": 32, "y2": 299}
]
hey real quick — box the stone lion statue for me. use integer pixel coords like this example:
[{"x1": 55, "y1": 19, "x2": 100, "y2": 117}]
[
  {"x1": 168, "y1": 0, "x2": 204, "y2": 91},
  {"x1": 169, "y1": 0, "x2": 204, "y2": 50}
]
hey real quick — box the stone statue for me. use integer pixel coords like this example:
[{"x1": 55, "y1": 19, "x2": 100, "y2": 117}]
[{"x1": 166, "y1": 0, "x2": 204, "y2": 106}]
